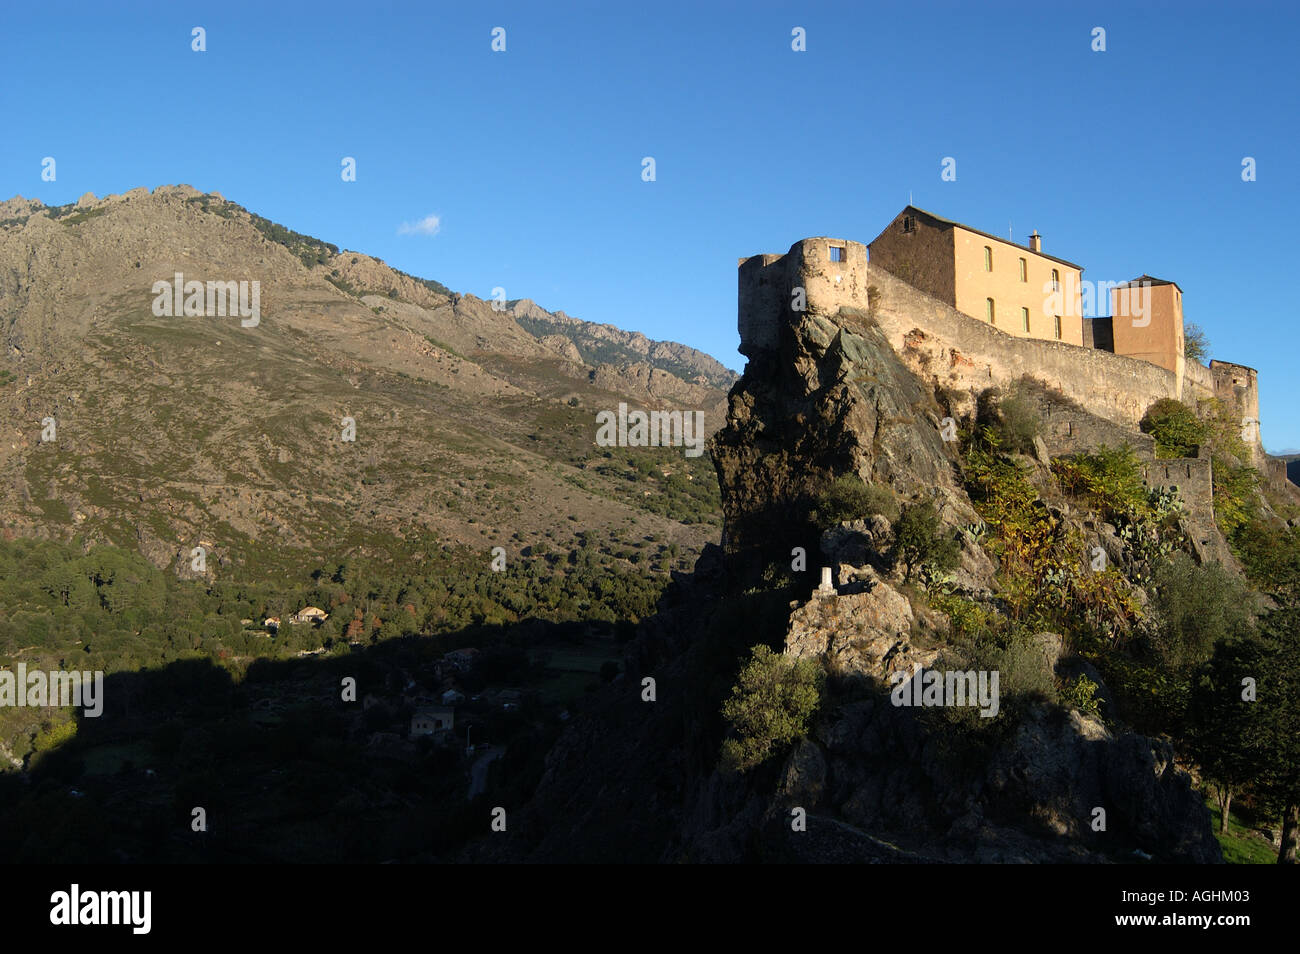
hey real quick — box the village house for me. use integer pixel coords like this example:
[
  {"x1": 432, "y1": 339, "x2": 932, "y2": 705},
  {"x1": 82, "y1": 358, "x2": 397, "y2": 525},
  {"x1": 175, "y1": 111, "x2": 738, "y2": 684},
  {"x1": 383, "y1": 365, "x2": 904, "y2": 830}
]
[
  {"x1": 410, "y1": 706, "x2": 455, "y2": 738},
  {"x1": 290, "y1": 606, "x2": 329, "y2": 625}
]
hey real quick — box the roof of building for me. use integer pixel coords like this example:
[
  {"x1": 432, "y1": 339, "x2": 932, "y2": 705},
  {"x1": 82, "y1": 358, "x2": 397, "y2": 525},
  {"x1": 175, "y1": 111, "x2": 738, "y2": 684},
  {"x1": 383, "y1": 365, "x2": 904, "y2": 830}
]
[
  {"x1": 869, "y1": 205, "x2": 1086, "y2": 271},
  {"x1": 1115, "y1": 274, "x2": 1183, "y2": 292}
]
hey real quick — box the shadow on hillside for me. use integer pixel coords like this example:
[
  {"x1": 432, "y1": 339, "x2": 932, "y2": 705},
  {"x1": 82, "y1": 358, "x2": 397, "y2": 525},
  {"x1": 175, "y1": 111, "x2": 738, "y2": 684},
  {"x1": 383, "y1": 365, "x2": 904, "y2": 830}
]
[{"x1": 0, "y1": 617, "x2": 630, "y2": 863}]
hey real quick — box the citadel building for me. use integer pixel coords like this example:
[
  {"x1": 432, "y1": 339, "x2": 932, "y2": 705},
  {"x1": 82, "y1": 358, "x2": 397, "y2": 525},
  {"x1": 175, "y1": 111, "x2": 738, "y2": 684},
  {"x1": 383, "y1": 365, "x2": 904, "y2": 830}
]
[
  {"x1": 740, "y1": 206, "x2": 1265, "y2": 460},
  {"x1": 737, "y1": 207, "x2": 1284, "y2": 563}
]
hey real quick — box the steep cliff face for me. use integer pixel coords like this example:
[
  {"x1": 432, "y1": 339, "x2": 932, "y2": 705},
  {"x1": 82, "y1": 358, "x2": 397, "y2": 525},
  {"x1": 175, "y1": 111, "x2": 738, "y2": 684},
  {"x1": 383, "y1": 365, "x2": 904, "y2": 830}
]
[{"x1": 711, "y1": 305, "x2": 978, "y2": 581}]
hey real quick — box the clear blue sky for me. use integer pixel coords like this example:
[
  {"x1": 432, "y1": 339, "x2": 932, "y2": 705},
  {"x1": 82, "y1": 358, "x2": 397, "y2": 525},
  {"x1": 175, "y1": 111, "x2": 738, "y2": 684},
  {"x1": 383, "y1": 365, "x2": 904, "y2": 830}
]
[{"x1": 4, "y1": 1, "x2": 1298, "y2": 448}]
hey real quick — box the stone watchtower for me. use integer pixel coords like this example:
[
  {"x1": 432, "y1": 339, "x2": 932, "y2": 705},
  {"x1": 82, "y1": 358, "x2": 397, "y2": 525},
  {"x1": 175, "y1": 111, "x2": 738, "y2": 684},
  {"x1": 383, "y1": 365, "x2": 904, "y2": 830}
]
[
  {"x1": 1211, "y1": 360, "x2": 1264, "y2": 465},
  {"x1": 737, "y1": 237, "x2": 869, "y2": 358}
]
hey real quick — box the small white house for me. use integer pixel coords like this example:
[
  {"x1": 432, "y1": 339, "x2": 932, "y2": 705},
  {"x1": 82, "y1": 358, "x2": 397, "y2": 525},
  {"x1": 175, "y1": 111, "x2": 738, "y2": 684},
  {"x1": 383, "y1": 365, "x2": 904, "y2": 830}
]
[{"x1": 410, "y1": 707, "x2": 455, "y2": 738}]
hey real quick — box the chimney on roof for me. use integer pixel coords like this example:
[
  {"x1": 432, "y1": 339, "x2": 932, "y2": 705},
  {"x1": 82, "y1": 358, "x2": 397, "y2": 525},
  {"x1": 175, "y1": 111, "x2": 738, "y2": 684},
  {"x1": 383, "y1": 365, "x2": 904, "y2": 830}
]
[{"x1": 1028, "y1": 230, "x2": 1042, "y2": 253}]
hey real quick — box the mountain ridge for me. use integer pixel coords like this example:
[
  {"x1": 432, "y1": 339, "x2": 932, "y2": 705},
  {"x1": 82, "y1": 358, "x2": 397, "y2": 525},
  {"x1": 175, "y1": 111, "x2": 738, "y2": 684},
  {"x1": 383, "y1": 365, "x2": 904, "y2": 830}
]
[{"x1": 0, "y1": 184, "x2": 734, "y2": 576}]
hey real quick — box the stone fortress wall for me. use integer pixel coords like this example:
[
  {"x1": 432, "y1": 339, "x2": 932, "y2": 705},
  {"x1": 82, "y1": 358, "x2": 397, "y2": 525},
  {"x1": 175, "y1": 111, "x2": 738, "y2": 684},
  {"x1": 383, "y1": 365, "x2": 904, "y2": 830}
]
[{"x1": 739, "y1": 237, "x2": 1268, "y2": 463}]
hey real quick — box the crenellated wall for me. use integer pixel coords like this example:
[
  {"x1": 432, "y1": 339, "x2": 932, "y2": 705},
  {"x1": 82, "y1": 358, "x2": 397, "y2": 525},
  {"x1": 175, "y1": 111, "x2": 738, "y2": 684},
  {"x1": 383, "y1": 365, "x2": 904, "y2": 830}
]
[{"x1": 1140, "y1": 447, "x2": 1232, "y2": 564}]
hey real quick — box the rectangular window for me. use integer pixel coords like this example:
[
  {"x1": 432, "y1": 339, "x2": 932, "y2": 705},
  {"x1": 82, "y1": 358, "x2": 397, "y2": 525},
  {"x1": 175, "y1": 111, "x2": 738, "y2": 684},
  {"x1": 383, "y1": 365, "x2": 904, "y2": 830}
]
[
  {"x1": 1021, "y1": 307, "x2": 1030, "y2": 332},
  {"x1": 1051, "y1": 269, "x2": 1060, "y2": 292},
  {"x1": 986, "y1": 298, "x2": 995, "y2": 324},
  {"x1": 1054, "y1": 315, "x2": 1062, "y2": 339},
  {"x1": 984, "y1": 246, "x2": 993, "y2": 271},
  {"x1": 830, "y1": 246, "x2": 845, "y2": 262},
  {"x1": 1019, "y1": 258, "x2": 1027, "y2": 282},
  {"x1": 902, "y1": 215, "x2": 916, "y2": 234}
]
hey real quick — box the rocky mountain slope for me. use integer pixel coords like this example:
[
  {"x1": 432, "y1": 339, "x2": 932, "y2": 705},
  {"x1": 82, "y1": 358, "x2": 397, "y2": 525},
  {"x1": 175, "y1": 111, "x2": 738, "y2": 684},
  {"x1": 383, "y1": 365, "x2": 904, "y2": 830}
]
[{"x1": 0, "y1": 186, "x2": 733, "y2": 576}]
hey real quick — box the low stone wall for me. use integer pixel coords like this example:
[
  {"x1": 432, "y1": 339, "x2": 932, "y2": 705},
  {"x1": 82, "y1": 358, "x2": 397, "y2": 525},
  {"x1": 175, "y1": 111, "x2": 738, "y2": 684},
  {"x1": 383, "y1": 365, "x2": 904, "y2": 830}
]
[
  {"x1": 1038, "y1": 397, "x2": 1157, "y2": 459},
  {"x1": 1142, "y1": 454, "x2": 1213, "y2": 509},
  {"x1": 1140, "y1": 450, "x2": 1232, "y2": 564}
]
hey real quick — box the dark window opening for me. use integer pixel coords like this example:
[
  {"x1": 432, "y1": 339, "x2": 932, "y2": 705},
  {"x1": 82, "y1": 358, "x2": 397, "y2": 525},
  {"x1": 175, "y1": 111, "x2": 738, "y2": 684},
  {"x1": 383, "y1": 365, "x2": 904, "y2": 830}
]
[{"x1": 902, "y1": 215, "x2": 917, "y2": 234}]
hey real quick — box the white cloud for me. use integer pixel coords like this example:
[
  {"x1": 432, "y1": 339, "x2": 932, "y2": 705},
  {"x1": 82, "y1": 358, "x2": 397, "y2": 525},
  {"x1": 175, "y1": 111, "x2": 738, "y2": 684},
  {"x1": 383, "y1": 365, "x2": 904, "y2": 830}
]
[{"x1": 397, "y1": 214, "x2": 441, "y2": 237}]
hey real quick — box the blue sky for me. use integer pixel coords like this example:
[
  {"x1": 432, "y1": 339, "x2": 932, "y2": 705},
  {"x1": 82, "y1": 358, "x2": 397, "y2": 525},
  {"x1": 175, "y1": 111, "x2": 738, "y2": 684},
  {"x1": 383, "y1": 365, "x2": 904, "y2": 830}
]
[{"x1": 4, "y1": 1, "x2": 1298, "y2": 448}]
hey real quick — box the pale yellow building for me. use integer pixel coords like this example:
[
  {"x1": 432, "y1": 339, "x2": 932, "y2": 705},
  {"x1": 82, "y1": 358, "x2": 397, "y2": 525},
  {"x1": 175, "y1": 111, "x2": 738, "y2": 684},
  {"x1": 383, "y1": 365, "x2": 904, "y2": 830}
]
[{"x1": 867, "y1": 206, "x2": 1085, "y2": 346}]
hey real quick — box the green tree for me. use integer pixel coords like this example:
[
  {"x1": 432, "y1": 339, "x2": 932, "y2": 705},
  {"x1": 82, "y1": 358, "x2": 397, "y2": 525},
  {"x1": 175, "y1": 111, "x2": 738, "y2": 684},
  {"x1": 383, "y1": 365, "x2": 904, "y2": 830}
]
[
  {"x1": 992, "y1": 388, "x2": 1041, "y2": 454},
  {"x1": 1234, "y1": 519, "x2": 1300, "y2": 606},
  {"x1": 1212, "y1": 460, "x2": 1258, "y2": 538},
  {"x1": 1140, "y1": 398, "x2": 1207, "y2": 458},
  {"x1": 720, "y1": 645, "x2": 824, "y2": 774},
  {"x1": 1188, "y1": 636, "x2": 1270, "y2": 832},
  {"x1": 893, "y1": 501, "x2": 960, "y2": 582},
  {"x1": 1251, "y1": 613, "x2": 1300, "y2": 863},
  {"x1": 1191, "y1": 616, "x2": 1300, "y2": 862},
  {"x1": 1184, "y1": 322, "x2": 1210, "y2": 363},
  {"x1": 1148, "y1": 553, "x2": 1255, "y2": 670},
  {"x1": 810, "y1": 475, "x2": 898, "y2": 528},
  {"x1": 1052, "y1": 444, "x2": 1148, "y2": 520}
]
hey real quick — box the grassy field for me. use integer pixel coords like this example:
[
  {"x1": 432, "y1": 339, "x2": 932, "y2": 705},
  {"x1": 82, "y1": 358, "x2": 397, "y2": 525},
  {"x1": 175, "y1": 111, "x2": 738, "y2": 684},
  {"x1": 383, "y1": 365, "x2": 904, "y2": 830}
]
[
  {"x1": 81, "y1": 742, "x2": 154, "y2": 777},
  {"x1": 1207, "y1": 798, "x2": 1277, "y2": 864},
  {"x1": 537, "y1": 671, "x2": 600, "y2": 706},
  {"x1": 535, "y1": 640, "x2": 622, "y2": 705}
]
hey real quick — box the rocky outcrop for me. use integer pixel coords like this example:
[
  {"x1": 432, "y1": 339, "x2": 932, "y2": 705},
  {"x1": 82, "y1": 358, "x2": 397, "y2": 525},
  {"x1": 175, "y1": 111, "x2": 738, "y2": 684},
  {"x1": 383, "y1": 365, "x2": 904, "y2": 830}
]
[
  {"x1": 786, "y1": 577, "x2": 936, "y2": 681},
  {"x1": 710, "y1": 306, "x2": 977, "y2": 582},
  {"x1": 689, "y1": 295, "x2": 1223, "y2": 863},
  {"x1": 663, "y1": 632, "x2": 1219, "y2": 862}
]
